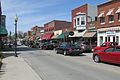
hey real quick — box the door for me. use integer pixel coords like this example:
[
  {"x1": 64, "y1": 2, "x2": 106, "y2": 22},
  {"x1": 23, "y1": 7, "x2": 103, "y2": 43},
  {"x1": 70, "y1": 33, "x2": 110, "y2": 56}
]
[
  {"x1": 110, "y1": 48, "x2": 120, "y2": 64},
  {"x1": 100, "y1": 48, "x2": 114, "y2": 62}
]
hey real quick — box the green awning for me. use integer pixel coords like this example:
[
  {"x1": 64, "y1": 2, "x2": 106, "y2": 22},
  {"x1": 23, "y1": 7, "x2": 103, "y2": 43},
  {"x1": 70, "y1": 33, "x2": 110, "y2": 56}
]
[
  {"x1": 57, "y1": 32, "x2": 69, "y2": 39},
  {"x1": 0, "y1": 26, "x2": 8, "y2": 36}
]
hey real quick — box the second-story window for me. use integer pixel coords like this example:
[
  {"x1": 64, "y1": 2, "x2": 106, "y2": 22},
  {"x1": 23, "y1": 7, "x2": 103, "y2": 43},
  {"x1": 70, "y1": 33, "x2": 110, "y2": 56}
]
[
  {"x1": 75, "y1": 14, "x2": 86, "y2": 27},
  {"x1": 81, "y1": 16, "x2": 85, "y2": 26},
  {"x1": 100, "y1": 17, "x2": 105, "y2": 24},
  {"x1": 77, "y1": 18, "x2": 80, "y2": 25},
  {"x1": 108, "y1": 15, "x2": 114, "y2": 23}
]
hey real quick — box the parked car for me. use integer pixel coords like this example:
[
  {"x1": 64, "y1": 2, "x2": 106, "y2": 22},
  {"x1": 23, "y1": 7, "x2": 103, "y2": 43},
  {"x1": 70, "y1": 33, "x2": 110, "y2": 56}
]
[
  {"x1": 79, "y1": 42, "x2": 92, "y2": 52},
  {"x1": 93, "y1": 42, "x2": 118, "y2": 52},
  {"x1": 40, "y1": 42, "x2": 54, "y2": 50},
  {"x1": 93, "y1": 46, "x2": 120, "y2": 65},
  {"x1": 55, "y1": 43, "x2": 83, "y2": 56}
]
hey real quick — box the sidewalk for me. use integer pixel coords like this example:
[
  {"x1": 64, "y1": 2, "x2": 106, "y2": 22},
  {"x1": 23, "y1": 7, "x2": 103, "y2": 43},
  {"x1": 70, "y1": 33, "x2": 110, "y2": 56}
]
[{"x1": 0, "y1": 56, "x2": 42, "y2": 80}]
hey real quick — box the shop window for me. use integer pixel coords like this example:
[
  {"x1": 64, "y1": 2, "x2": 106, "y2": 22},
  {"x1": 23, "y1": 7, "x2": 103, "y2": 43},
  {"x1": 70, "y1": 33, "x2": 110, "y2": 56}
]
[
  {"x1": 116, "y1": 36, "x2": 119, "y2": 44},
  {"x1": 108, "y1": 36, "x2": 110, "y2": 42},
  {"x1": 100, "y1": 36, "x2": 103, "y2": 45},
  {"x1": 108, "y1": 15, "x2": 114, "y2": 23},
  {"x1": 113, "y1": 36, "x2": 115, "y2": 42},
  {"x1": 100, "y1": 17, "x2": 105, "y2": 24},
  {"x1": 105, "y1": 37, "x2": 107, "y2": 42}
]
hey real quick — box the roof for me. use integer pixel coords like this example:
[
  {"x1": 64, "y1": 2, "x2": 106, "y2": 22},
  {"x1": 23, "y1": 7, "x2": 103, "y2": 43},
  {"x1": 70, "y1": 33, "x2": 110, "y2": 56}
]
[{"x1": 98, "y1": 0, "x2": 118, "y2": 7}]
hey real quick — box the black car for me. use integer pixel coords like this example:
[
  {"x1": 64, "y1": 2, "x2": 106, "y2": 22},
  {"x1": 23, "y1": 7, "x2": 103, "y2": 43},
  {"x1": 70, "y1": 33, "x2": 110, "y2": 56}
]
[{"x1": 55, "y1": 43, "x2": 83, "y2": 56}]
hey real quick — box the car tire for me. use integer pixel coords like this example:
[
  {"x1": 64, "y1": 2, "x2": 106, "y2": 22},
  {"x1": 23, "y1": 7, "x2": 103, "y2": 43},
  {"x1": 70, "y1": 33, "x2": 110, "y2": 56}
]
[
  {"x1": 94, "y1": 55, "x2": 100, "y2": 63},
  {"x1": 63, "y1": 51, "x2": 67, "y2": 56}
]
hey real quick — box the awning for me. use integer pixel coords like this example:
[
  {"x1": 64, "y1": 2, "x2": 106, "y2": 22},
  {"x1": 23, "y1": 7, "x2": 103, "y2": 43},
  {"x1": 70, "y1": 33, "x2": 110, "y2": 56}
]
[
  {"x1": 83, "y1": 32, "x2": 96, "y2": 38},
  {"x1": 0, "y1": 26, "x2": 8, "y2": 36},
  {"x1": 52, "y1": 30, "x2": 62, "y2": 39},
  {"x1": 98, "y1": 12, "x2": 104, "y2": 17},
  {"x1": 41, "y1": 33, "x2": 54, "y2": 40},
  {"x1": 106, "y1": 9, "x2": 114, "y2": 16},
  {"x1": 52, "y1": 34, "x2": 59, "y2": 39},
  {"x1": 116, "y1": 7, "x2": 120, "y2": 13},
  {"x1": 57, "y1": 32, "x2": 69, "y2": 39},
  {"x1": 69, "y1": 30, "x2": 86, "y2": 37}
]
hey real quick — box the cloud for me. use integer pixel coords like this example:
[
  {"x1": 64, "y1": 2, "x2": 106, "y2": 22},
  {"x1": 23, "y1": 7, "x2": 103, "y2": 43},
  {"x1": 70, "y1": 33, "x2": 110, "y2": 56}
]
[{"x1": 2, "y1": 0, "x2": 65, "y2": 32}]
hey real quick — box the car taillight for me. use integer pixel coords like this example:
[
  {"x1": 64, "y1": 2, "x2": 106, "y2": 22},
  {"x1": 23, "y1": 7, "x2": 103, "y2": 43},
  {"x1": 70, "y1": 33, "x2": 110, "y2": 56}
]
[{"x1": 69, "y1": 48, "x2": 72, "y2": 52}]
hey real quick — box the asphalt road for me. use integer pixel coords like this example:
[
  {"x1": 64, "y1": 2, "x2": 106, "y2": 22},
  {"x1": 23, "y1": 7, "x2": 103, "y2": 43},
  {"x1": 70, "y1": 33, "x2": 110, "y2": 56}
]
[{"x1": 19, "y1": 46, "x2": 120, "y2": 80}]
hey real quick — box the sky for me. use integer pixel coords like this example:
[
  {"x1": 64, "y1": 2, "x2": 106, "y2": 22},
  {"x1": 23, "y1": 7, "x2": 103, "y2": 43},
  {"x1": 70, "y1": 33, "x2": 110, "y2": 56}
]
[{"x1": 1, "y1": 0, "x2": 108, "y2": 33}]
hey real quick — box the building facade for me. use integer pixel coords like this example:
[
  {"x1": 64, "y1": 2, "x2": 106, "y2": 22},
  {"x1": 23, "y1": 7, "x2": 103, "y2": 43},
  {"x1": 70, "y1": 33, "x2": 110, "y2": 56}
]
[
  {"x1": 0, "y1": 1, "x2": 7, "y2": 48},
  {"x1": 29, "y1": 26, "x2": 43, "y2": 41},
  {"x1": 41, "y1": 20, "x2": 72, "y2": 40},
  {"x1": 97, "y1": 0, "x2": 120, "y2": 46},
  {"x1": 44, "y1": 20, "x2": 72, "y2": 33},
  {"x1": 71, "y1": 4, "x2": 97, "y2": 46}
]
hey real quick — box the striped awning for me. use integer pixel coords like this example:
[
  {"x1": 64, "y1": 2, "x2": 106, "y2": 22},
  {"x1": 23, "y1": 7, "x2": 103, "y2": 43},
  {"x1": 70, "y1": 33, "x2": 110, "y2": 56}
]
[{"x1": 83, "y1": 32, "x2": 96, "y2": 37}]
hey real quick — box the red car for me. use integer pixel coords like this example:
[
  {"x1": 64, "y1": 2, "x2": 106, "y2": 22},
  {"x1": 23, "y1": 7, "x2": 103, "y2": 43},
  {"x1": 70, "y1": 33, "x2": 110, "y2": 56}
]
[
  {"x1": 93, "y1": 42, "x2": 118, "y2": 52},
  {"x1": 93, "y1": 46, "x2": 120, "y2": 65}
]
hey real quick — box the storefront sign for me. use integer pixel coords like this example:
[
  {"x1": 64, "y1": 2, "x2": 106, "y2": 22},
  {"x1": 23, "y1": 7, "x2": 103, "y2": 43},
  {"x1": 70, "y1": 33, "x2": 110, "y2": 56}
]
[{"x1": 106, "y1": 30, "x2": 116, "y2": 36}]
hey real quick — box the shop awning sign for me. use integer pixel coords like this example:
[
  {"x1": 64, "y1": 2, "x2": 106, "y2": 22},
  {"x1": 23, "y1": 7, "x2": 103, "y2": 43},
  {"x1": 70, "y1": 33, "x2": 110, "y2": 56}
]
[{"x1": 106, "y1": 30, "x2": 116, "y2": 36}]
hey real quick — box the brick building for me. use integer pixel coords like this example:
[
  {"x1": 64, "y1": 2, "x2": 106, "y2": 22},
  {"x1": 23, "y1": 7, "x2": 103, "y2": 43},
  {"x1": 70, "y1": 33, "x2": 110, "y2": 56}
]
[
  {"x1": 41, "y1": 20, "x2": 72, "y2": 40},
  {"x1": 28, "y1": 26, "x2": 43, "y2": 41},
  {"x1": 70, "y1": 4, "x2": 97, "y2": 46},
  {"x1": 97, "y1": 0, "x2": 120, "y2": 46}
]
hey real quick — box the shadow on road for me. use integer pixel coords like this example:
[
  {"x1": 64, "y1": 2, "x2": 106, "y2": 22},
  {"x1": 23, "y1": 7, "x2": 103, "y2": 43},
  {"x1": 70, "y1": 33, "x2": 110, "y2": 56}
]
[
  {"x1": 2, "y1": 52, "x2": 21, "y2": 58},
  {"x1": 102, "y1": 62, "x2": 120, "y2": 67},
  {"x1": 68, "y1": 54, "x2": 86, "y2": 57},
  {"x1": 2, "y1": 46, "x2": 40, "y2": 52}
]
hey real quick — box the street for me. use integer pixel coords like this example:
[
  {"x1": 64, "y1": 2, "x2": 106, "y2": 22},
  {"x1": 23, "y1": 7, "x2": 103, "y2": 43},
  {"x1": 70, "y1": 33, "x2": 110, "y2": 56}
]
[{"x1": 19, "y1": 46, "x2": 120, "y2": 80}]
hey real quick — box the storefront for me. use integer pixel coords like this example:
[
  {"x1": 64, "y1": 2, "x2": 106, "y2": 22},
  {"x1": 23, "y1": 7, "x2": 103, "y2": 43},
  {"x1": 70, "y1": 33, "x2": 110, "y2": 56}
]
[
  {"x1": 83, "y1": 31, "x2": 97, "y2": 48},
  {"x1": 69, "y1": 30, "x2": 86, "y2": 43},
  {"x1": 97, "y1": 27, "x2": 120, "y2": 46}
]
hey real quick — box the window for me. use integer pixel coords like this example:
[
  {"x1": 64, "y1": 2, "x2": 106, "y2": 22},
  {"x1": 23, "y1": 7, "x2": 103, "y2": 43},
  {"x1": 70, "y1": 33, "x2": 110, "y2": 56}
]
[
  {"x1": 77, "y1": 18, "x2": 80, "y2": 25},
  {"x1": 105, "y1": 48, "x2": 114, "y2": 52},
  {"x1": 116, "y1": 36, "x2": 119, "y2": 44},
  {"x1": 108, "y1": 15, "x2": 114, "y2": 23},
  {"x1": 118, "y1": 13, "x2": 120, "y2": 21},
  {"x1": 75, "y1": 14, "x2": 86, "y2": 27},
  {"x1": 74, "y1": 19, "x2": 76, "y2": 26},
  {"x1": 108, "y1": 36, "x2": 110, "y2": 42},
  {"x1": 100, "y1": 17, "x2": 105, "y2": 24},
  {"x1": 100, "y1": 36, "x2": 103, "y2": 45},
  {"x1": 105, "y1": 37, "x2": 107, "y2": 42},
  {"x1": 114, "y1": 48, "x2": 120, "y2": 52},
  {"x1": 81, "y1": 16, "x2": 85, "y2": 26}
]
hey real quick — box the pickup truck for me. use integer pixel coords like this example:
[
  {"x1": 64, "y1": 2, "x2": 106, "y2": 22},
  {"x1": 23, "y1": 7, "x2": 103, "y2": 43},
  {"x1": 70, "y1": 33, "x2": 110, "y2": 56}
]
[{"x1": 93, "y1": 42, "x2": 118, "y2": 52}]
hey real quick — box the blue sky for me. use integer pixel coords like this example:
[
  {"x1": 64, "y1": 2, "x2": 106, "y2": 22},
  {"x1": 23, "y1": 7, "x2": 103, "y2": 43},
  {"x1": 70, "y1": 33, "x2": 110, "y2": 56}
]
[{"x1": 2, "y1": 0, "x2": 107, "y2": 33}]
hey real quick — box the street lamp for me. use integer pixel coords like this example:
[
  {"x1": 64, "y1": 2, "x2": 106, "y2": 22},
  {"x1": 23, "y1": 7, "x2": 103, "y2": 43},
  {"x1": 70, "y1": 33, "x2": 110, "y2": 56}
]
[{"x1": 14, "y1": 15, "x2": 18, "y2": 57}]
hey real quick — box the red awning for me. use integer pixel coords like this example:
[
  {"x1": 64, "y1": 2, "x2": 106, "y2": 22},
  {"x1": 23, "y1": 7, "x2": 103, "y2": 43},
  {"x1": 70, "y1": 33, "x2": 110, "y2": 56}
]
[{"x1": 41, "y1": 33, "x2": 54, "y2": 40}]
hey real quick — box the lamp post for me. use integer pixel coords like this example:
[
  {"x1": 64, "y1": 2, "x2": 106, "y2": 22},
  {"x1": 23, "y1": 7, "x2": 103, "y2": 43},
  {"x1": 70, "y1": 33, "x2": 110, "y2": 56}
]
[{"x1": 14, "y1": 15, "x2": 18, "y2": 57}]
